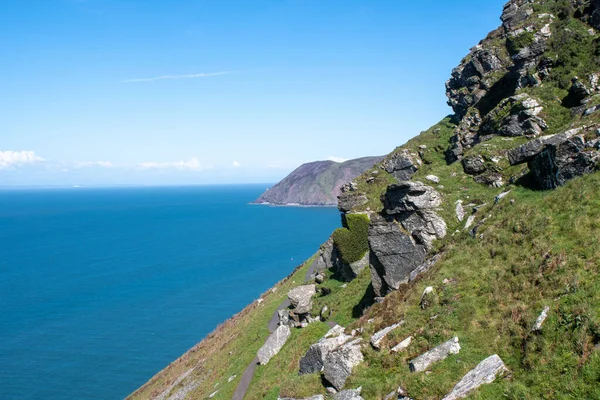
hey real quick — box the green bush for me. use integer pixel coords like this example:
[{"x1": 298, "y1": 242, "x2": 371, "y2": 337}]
[{"x1": 332, "y1": 213, "x2": 370, "y2": 264}]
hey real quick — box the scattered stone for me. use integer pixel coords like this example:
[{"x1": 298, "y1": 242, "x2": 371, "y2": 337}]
[
  {"x1": 326, "y1": 387, "x2": 338, "y2": 395},
  {"x1": 257, "y1": 325, "x2": 291, "y2": 365},
  {"x1": 288, "y1": 285, "x2": 317, "y2": 314},
  {"x1": 374, "y1": 297, "x2": 385, "y2": 303},
  {"x1": 510, "y1": 199, "x2": 515, "y2": 205},
  {"x1": 494, "y1": 190, "x2": 512, "y2": 203},
  {"x1": 323, "y1": 339, "x2": 364, "y2": 390},
  {"x1": 257, "y1": 298, "x2": 264, "y2": 304},
  {"x1": 333, "y1": 388, "x2": 364, "y2": 400},
  {"x1": 320, "y1": 306, "x2": 330, "y2": 321},
  {"x1": 371, "y1": 320, "x2": 405, "y2": 349},
  {"x1": 341, "y1": 284, "x2": 348, "y2": 288},
  {"x1": 208, "y1": 390, "x2": 219, "y2": 398},
  {"x1": 299, "y1": 325, "x2": 352, "y2": 374},
  {"x1": 455, "y1": 200, "x2": 465, "y2": 222},
  {"x1": 419, "y1": 286, "x2": 437, "y2": 309},
  {"x1": 462, "y1": 156, "x2": 486, "y2": 175},
  {"x1": 391, "y1": 336, "x2": 413, "y2": 353},
  {"x1": 441, "y1": 355, "x2": 509, "y2": 400},
  {"x1": 426, "y1": 174, "x2": 440, "y2": 184},
  {"x1": 228, "y1": 375, "x2": 237, "y2": 383},
  {"x1": 409, "y1": 337, "x2": 461, "y2": 372},
  {"x1": 531, "y1": 306, "x2": 551, "y2": 332},
  {"x1": 279, "y1": 396, "x2": 325, "y2": 400}
]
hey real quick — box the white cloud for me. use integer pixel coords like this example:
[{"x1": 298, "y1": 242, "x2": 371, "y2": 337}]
[
  {"x1": 138, "y1": 157, "x2": 205, "y2": 171},
  {"x1": 121, "y1": 71, "x2": 231, "y2": 83},
  {"x1": 327, "y1": 156, "x2": 349, "y2": 163},
  {"x1": 232, "y1": 161, "x2": 241, "y2": 168},
  {"x1": 74, "y1": 161, "x2": 113, "y2": 168},
  {"x1": 0, "y1": 150, "x2": 44, "y2": 169}
]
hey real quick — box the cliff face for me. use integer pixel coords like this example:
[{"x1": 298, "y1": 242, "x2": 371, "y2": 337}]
[
  {"x1": 130, "y1": 1, "x2": 600, "y2": 399},
  {"x1": 254, "y1": 157, "x2": 383, "y2": 206}
]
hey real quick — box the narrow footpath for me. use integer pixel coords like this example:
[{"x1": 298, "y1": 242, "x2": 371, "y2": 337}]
[{"x1": 231, "y1": 261, "x2": 318, "y2": 400}]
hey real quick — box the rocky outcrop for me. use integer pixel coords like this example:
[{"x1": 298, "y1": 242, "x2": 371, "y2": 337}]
[
  {"x1": 507, "y1": 128, "x2": 600, "y2": 189},
  {"x1": 299, "y1": 325, "x2": 353, "y2": 375},
  {"x1": 480, "y1": 94, "x2": 547, "y2": 137},
  {"x1": 288, "y1": 285, "x2": 317, "y2": 315},
  {"x1": 313, "y1": 237, "x2": 341, "y2": 275},
  {"x1": 338, "y1": 192, "x2": 369, "y2": 213},
  {"x1": 254, "y1": 157, "x2": 382, "y2": 206},
  {"x1": 257, "y1": 325, "x2": 291, "y2": 365},
  {"x1": 368, "y1": 217, "x2": 426, "y2": 297},
  {"x1": 323, "y1": 339, "x2": 364, "y2": 391},
  {"x1": 382, "y1": 150, "x2": 420, "y2": 182},
  {"x1": 369, "y1": 182, "x2": 446, "y2": 297},
  {"x1": 442, "y1": 355, "x2": 509, "y2": 400},
  {"x1": 370, "y1": 320, "x2": 404, "y2": 349},
  {"x1": 409, "y1": 337, "x2": 461, "y2": 373}
]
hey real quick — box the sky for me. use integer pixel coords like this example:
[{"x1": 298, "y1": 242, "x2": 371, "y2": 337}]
[{"x1": 1, "y1": 0, "x2": 507, "y2": 186}]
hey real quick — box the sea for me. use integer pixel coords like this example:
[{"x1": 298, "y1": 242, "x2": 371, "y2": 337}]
[{"x1": 0, "y1": 185, "x2": 341, "y2": 400}]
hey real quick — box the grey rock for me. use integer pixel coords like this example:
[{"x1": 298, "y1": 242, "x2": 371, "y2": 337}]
[
  {"x1": 455, "y1": 200, "x2": 465, "y2": 222},
  {"x1": 383, "y1": 181, "x2": 442, "y2": 213},
  {"x1": 279, "y1": 396, "x2": 325, "y2": 400},
  {"x1": 462, "y1": 156, "x2": 486, "y2": 175},
  {"x1": 338, "y1": 193, "x2": 369, "y2": 213},
  {"x1": 397, "y1": 210, "x2": 447, "y2": 250},
  {"x1": 288, "y1": 285, "x2": 317, "y2": 314},
  {"x1": 507, "y1": 128, "x2": 583, "y2": 165},
  {"x1": 569, "y1": 77, "x2": 591, "y2": 105},
  {"x1": 257, "y1": 325, "x2": 291, "y2": 365},
  {"x1": 528, "y1": 136, "x2": 600, "y2": 190},
  {"x1": 383, "y1": 150, "x2": 419, "y2": 182},
  {"x1": 494, "y1": 190, "x2": 512, "y2": 203},
  {"x1": 368, "y1": 217, "x2": 426, "y2": 297},
  {"x1": 409, "y1": 254, "x2": 442, "y2": 282},
  {"x1": 299, "y1": 325, "x2": 352, "y2": 375},
  {"x1": 442, "y1": 355, "x2": 509, "y2": 400},
  {"x1": 419, "y1": 286, "x2": 437, "y2": 309},
  {"x1": 320, "y1": 305, "x2": 330, "y2": 321},
  {"x1": 370, "y1": 320, "x2": 405, "y2": 349},
  {"x1": 531, "y1": 305, "x2": 550, "y2": 332},
  {"x1": 315, "y1": 273, "x2": 325, "y2": 284},
  {"x1": 333, "y1": 388, "x2": 364, "y2": 400},
  {"x1": 278, "y1": 309, "x2": 291, "y2": 327},
  {"x1": 409, "y1": 337, "x2": 461, "y2": 372},
  {"x1": 314, "y1": 237, "x2": 341, "y2": 274},
  {"x1": 323, "y1": 339, "x2": 364, "y2": 391},
  {"x1": 474, "y1": 172, "x2": 505, "y2": 188},
  {"x1": 426, "y1": 174, "x2": 440, "y2": 184},
  {"x1": 391, "y1": 336, "x2": 413, "y2": 353},
  {"x1": 341, "y1": 251, "x2": 369, "y2": 281},
  {"x1": 480, "y1": 94, "x2": 547, "y2": 138}
]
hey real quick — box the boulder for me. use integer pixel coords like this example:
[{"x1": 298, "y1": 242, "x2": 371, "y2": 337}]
[
  {"x1": 370, "y1": 320, "x2": 405, "y2": 349},
  {"x1": 288, "y1": 285, "x2": 317, "y2": 314},
  {"x1": 455, "y1": 200, "x2": 465, "y2": 222},
  {"x1": 332, "y1": 388, "x2": 364, "y2": 400},
  {"x1": 528, "y1": 136, "x2": 600, "y2": 190},
  {"x1": 299, "y1": 325, "x2": 352, "y2": 375},
  {"x1": 383, "y1": 181, "x2": 442, "y2": 213},
  {"x1": 257, "y1": 325, "x2": 291, "y2": 365},
  {"x1": 368, "y1": 217, "x2": 426, "y2": 297},
  {"x1": 419, "y1": 286, "x2": 438, "y2": 309},
  {"x1": 383, "y1": 150, "x2": 419, "y2": 182},
  {"x1": 396, "y1": 210, "x2": 447, "y2": 250},
  {"x1": 462, "y1": 155, "x2": 486, "y2": 175},
  {"x1": 426, "y1": 174, "x2": 440, "y2": 184},
  {"x1": 409, "y1": 337, "x2": 461, "y2": 372},
  {"x1": 340, "y1": 251, "x2": 369, "y2": 281},
  {"x1": 323, "y1": 339, "x2": 364, "y2": 391},
  {"x1": 278, "y1": 309, "x2": 291, "y2": 327},
  {"x1": 442, "y1": 355, "x2": 509, "y2": 400}
]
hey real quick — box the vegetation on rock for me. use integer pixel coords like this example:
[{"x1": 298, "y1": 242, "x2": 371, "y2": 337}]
[{"x1": 332, "y1": 214, "x2": 370, "y2": 265}]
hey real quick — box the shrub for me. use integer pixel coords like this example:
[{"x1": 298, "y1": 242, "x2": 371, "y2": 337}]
[{"x1": 332, "y1": 213, "x2": 370, "y2": 265}]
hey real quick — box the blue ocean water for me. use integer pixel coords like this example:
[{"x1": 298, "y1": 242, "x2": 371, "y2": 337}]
[{"x1": 0, "y1": 185, "x2": 340, "y2": 400}]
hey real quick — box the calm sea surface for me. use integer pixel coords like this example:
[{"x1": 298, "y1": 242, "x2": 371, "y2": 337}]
[{"x1": 0, "y1": 185, "x2": 340, "y2": 400}]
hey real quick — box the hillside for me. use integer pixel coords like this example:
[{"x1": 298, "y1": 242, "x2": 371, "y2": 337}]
[
  {"x1": 254, "y1": 157, "x2": 383, "y2": 206},
  {"x1": 129, "y1": 1, "x2": 600, "y2": 399}
]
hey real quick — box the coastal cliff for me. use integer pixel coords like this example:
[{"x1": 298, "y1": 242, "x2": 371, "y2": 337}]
[
  {"x1": 130, "y1": 1, "x2": 600, "y2": 399},
  {"x1": 254, "y1": 157, "x2": 383, "y2": 206}
]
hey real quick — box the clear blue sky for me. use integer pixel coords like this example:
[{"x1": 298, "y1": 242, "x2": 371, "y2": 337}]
[{"x1": 1, "y1": 0, "x2": 507, "y2": 186}]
